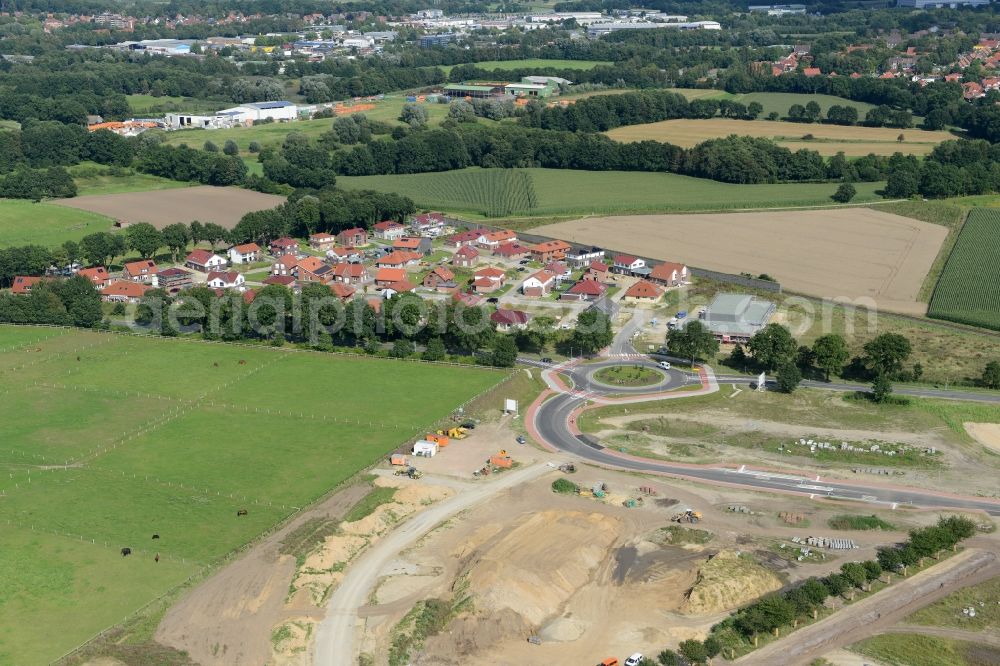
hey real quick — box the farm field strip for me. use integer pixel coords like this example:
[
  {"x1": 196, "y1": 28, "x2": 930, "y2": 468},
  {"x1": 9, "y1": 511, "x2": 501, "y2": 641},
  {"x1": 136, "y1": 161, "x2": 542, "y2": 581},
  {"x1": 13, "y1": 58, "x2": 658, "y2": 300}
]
[
  {"x1": 928, "y1": 208, "x2": 1000, "y2": 331},
  {"x1": 0, "y1": 325, "x2": 506, "y2": 665},
  {"x1": 605, "y1": 118, "x2": 952, "y2": 156},
  {"x1": 337, "y1": 167, "x2": 884, "y2": 217},
  {"x1": 532, "y1": 208, "x2": 947, "y2": 310}
]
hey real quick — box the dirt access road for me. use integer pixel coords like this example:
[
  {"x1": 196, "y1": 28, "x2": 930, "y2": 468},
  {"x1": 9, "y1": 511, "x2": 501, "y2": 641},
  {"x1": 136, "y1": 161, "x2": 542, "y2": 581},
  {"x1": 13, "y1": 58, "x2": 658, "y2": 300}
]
[
  {"x1": 312, "y1": 463, "x2": 554, "y2": 665},
  {"x1": 533, "y1": 208, "x2": 947, "y2": 314},
  {"x1": 734, "y1": 546, "x2": 1000, "y2": 666}
]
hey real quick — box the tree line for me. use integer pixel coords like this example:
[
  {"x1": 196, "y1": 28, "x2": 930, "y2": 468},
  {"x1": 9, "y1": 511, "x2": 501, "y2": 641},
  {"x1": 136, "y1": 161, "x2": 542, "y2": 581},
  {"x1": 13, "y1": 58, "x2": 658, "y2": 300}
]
[{"x1": 701, "y1": 516, "x2": 977, "y2": 660}]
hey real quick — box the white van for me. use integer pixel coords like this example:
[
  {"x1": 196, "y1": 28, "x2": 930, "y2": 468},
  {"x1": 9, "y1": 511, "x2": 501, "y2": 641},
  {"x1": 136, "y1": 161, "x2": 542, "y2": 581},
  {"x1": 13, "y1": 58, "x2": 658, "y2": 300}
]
[{"x1": 658, "y1": 361, "x2": 671, "y2": 370}]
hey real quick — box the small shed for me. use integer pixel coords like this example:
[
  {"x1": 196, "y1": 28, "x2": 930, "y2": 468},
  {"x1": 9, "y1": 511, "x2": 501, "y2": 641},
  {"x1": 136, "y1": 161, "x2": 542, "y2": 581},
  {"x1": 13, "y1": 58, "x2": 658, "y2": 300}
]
[
  {"x1": 390, "y1": 454, "x2": 408, "y2": 466},
  {"x1": 426, "y1": 433, "x2": 450, "y2": 447},
  {"x1": 413, "y1": 441, "x2": 438, "y2": 457}
]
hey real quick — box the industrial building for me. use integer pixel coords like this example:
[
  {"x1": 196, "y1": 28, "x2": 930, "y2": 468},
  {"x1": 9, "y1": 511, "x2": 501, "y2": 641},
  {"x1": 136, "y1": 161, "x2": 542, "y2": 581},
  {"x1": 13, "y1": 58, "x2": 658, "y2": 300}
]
[
  {"x1": 587, "y1": 20, "x2": 721, "y2": 37},
  {"x1": 442, "y1": 77, "x2": 559, "y2": 99},
  {"x1": 748, "y1": 4, "x2": 807, "y2": 14},
  {"x1": 698, "y1": 293, "x2": 776, "y2": 344},
  {"x1": 418, "y1": 33, "x2": 456, "y2": 48},
  {"x1": 896, "y1": 0, "x2": 988, "y2": 6}
]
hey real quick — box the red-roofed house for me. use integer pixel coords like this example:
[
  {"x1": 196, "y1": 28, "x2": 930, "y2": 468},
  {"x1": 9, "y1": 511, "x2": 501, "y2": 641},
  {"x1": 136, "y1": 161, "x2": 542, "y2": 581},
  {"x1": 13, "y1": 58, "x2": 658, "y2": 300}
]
[
  {"x1": 270, "y1": 237, "x2": 299, "y2": 256},
  {"x1": 472, "y1": 267, "x2": 506, "y2": 294},
  {"x1": 561, "y1": 279, "x2": 607, "y2": 301},
  {"x1": 583, "y1": 261, "x2": 608, "y2": 281},
  {"x1": 623, "y1": 279, "x2": 663, "y2": 302},
  {"x1": 122, "y1": 259, "x2": 158, "y2": 282},
  {"x1": 295, "y1": 256, "x2": 335, "y2": 284},
  {"x1": 393, "y1": 236, "x2": 433, "y2": 255},
  {"x1": 337, "y1": 227, "x2": 368, "y2": 248},
  {"x1": 491, "y1": 309, "x2": 531, "y2": 332},
  {"x1": 964, "y1": 82, "x2": 985, "y2": 99},
  {"x1": 185, "y1": 249, "x2": 227, "y2": 273},
  {"x1": 326, "y1": 246, "x2": 363, "y2": 263},
  {"x1": 375, "y1": 267, "x2": 407, "y2": 287},
  {"x1": 521, "y1": 270, "x2": 556, "y2": 297},
  {"x1": 648, "y1": 262, "x2": 690, "y2": 287},
  {"x1": 944, "y1": 72, "x2": 962, "y2": 83},
  {"x1": 477, "y1": 229, "x2": 517, "y2": 250},
  {"x1": 803, "y1": 67, "x2": 821, "y2": 77},
  {"x1": 613, "y1": 254, "x2": 645, "y2": 275},
  {"x1": 206, "y1": 271, "x2": 245, "y2": 291},
  {"x1": 410, "y1": 212, "x2": 446, "y2": 235},
  {"x1": 77, "y1": 266, "x2": 111, "y2": 288},
  {"x1": 152, "y1": 267, "x2": 193, "y2": 293},
  {"x1": 422, "y1": 266, "x2": 456, "y2": 290},
  {"x1": 100, "y1": 280, "x2": 150, "y2": 303},
  {"x1": 263, "y1": 275, "x2": 297, "y2": 289},
  {"x1": 373, "y1": 220, "x2": 407, "y2": 241},
  {"x1": 447, "y1": 229, "x2": 485, "y2": 248},
  {"x1": 493, "y1": 242, "x2": 531, "y2": 259},
  {"x1": 454, "y1": 291, "x2": 483, "y2": 308},
  {"x1": 228, "y1": 242, "x2": 262, "y2": 265},
  {"x1": 382, "y1": 279, "x2": 415, "y2": 298},
  {"x1": 377, "y1": 250, "x2": 421, "y2": 268},
  {"x1": 332, "y1": 263, "x2": 369, "y2": 285},
  {"x1": 983, "y1": 77, "x2": 1000, "y2": 91},
  {"x1": 453, "y1": 245, "x2": 479, "y2": 267},
  {"x1": 309, "y1": 232, "x2": 337, "y2": 251},
  {"x1": 329, "y1": 283, "x2": 356, "y2": 301},
  {"x1": 11, "y1": 275, "x2": 43, "y2": 295},
  {"x1": 272, "y1": 254, "x2": 298, "y2": 276},
  {"x1": 530, "y1": 239, "x2": 571, "y2": 263}
]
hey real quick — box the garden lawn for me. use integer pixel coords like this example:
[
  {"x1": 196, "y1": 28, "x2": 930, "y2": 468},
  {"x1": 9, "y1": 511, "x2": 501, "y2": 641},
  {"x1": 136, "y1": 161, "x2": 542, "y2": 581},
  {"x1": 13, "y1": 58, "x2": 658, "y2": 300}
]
[
  {"x1": 0, "y1": 199, "x2": 114, "y2": 248},
  {"x1": 0, "y1": 325, "x2": 507, "y2": 665},
  {"x1": 337, "y1": 167, "x2": 884, "y2": 218}
]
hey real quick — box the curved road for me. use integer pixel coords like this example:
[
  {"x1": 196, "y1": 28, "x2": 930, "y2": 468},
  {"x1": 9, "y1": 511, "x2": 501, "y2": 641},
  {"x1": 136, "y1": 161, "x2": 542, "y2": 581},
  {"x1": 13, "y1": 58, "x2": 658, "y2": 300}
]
[{"x1": 529, "y1": 323, "x2": 1000, "y2": 515}]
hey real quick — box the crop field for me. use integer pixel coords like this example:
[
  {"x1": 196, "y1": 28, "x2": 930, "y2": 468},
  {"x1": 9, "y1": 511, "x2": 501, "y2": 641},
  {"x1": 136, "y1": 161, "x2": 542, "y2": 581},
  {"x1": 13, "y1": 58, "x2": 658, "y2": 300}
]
[
  {"x1": 673, "y1": 89, "x2": 878, "y2": 119},
  {"x1": 928, "y1": 208, "x2": 1000, "y2": 330},
  {"x1": 51, "y1": 185, "x2": 285, "y2": 229},
  {"x1": 606, "y1": 118, "x2": 952, "y2": 156},
  {"x1": 0, "y1": 326, "x2": 505, "y2": 664},
  {"x1": 436, "y1": 58, "x2": 611, "y2": 74},
  {"x1": 533, "y1": 208, "x2": 947, "y2": 311},
  {"x1": 337, "y1": 167, "x2": 884, "y2": 217},
  {"x1": 0, "y1": 199, "x2": 114, "y2": 248}
]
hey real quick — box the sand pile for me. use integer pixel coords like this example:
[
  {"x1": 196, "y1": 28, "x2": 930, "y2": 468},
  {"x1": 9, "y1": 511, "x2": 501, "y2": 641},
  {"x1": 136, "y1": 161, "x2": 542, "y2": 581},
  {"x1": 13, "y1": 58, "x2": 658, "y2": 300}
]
[
  {"x1": 964, "y1": 422, "x2": 1000, "y2": 454},
  {"x1": 683, "y1": 550, "x2": 781, "y2": 614},
  {"x1": 466, "y1": 510, "x2": 620, "y2": 626}
]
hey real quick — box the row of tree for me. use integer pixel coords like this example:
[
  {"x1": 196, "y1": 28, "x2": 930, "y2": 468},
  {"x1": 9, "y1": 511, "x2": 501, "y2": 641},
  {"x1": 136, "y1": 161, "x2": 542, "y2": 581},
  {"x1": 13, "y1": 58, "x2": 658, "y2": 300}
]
[
  {"x1": 0, "y1": 275, "x2": 103, "y2": 327},
  {"x1": 706, "y1": 516, "x2": 976, "y2": 657}
]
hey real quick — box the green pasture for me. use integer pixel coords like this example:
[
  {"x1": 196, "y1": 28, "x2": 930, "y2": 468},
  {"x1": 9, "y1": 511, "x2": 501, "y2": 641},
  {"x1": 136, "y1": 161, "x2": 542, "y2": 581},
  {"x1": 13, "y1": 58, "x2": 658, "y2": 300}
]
[
  {"x1": 68, "y1": 163, "x2": 192, "y2": 197},
  {"x1": 673, "y1": 89, "x2": 878, "y2": 118},
  {"x1": 0, "y1": 199, "x2": 114, "y2": 248},
  {"x1": 0, "y1": 325, "x2": 506, "y2": 664}
]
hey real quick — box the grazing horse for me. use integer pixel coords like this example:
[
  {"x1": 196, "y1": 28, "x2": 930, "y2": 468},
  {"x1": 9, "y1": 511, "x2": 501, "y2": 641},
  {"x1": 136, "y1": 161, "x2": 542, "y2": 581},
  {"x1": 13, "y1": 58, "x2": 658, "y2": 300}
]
[
  {"x1": 121, "y1": 547, "x2": 131, "y2": 557},
  {"x1": 154, "y1": 553, "x2": 160, "y2": 563},
  {"x1": 237, "y1": 508, "x2": 248, "y2": 517},
  {"x1": 152, "y1": 534, "x2": 160, "y2": 540},
  {"x1": 238, "y1": 360, "x2": 247, "y2": 365}
]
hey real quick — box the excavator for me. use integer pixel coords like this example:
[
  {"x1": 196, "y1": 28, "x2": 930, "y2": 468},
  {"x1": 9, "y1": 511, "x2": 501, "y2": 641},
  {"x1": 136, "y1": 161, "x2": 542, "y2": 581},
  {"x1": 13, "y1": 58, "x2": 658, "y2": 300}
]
[{"x1": 437, "y1": 426, "x2": 468, "y2": 439}]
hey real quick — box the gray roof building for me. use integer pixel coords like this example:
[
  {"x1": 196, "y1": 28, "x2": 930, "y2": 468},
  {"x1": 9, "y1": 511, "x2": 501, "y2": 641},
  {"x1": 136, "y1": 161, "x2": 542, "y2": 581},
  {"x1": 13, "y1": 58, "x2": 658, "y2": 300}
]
[{"x1": 700, "y1": 293, "x2": 775, "y2": 342}]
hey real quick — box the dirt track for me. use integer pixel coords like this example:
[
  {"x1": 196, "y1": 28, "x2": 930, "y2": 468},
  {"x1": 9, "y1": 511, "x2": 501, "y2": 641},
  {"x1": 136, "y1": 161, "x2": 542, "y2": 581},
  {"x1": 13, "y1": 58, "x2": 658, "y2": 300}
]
[
  {"x1": 154, "y1": 483, "x2": 369, "y2": 665},
  {"x1": 734, "y1": 546, "x2": 1000, "y2": 665},
  {"x1": 53, "y1": 186, "x2": 285, "y2": 228},
  {"x1": 533, "y1": 209, "x2": 947, "y2": 313}
]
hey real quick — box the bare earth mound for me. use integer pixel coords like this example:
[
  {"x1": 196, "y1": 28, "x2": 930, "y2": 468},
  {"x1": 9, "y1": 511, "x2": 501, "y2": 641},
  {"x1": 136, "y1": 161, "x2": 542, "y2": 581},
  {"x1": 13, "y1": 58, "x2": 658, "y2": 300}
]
[
  {"x1": 684, "y1": 550, "x2": 782, "y2": 614},
  {"x1": 964, "y1": 422, "x2": 1000, "y2": 454},
  {"x1": 533, "y1": 209, "x2": 947, "y2": 313},
  {"x1": 465, "y1": 510, "x2": 620, "y2": 626},
  {"x1": 53, "y1": 186, "x2": 285, "y2": 229}
]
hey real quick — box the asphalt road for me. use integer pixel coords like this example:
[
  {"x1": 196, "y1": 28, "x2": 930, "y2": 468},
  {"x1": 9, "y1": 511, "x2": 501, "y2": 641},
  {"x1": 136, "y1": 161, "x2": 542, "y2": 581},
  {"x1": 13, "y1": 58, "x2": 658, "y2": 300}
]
[{"x1": 530, "y1": 352, "x2": 1000, "y2": 516}]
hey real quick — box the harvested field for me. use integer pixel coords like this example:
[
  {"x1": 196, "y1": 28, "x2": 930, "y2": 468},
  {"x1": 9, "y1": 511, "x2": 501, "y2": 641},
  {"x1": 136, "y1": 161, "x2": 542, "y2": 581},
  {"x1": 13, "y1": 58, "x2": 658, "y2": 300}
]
[
  {"x1": 51, "y1": 186, "x2": 285, "y2": 229},
  {"x1": 533, "y1": 209, "x2": 948, "y2": 312},
  {"x1": 606, "y1": 119, "x2": 953, "y2": 156}
]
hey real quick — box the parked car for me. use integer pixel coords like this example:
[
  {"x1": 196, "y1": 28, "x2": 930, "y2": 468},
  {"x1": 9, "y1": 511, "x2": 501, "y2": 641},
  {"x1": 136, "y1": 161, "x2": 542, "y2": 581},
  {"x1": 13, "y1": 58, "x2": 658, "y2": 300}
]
[
  {"x1": 518, "y1": 259, "x2": 530, "y2": 265},
  {"x1": 487, "y1": 297, "x2": 499, "y2": 303},
  {"x1": 599, "y1": 659, "x2": 619, "y2": 666},
  {"x1": 540, "y1": 357, "x2": 552, "y2": 364},
  {"x1": 624, "y1": 654, "x2": 644, "y2": 666}
]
